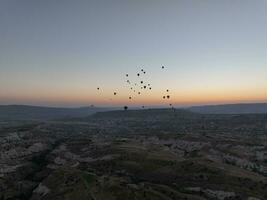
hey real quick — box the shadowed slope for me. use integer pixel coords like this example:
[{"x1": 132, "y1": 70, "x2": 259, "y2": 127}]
[{"x1": 0, "y1": 105, "x2": 114, "y2": 121}]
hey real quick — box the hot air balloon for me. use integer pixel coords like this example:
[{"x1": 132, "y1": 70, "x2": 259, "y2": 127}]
[
  {"x1": 114, "y1": 92, "x2": 117, "y2": 95},
  {"x1": 124, "y1": 106, "x2": 128, "y2": 111},
  {"x1": 167, "y1": 95, "x2": 170, "y2": 99}
]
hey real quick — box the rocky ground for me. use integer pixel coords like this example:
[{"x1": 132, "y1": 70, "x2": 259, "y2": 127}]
[{"x1": 0, "y1": 109, "x2": 267, "y2": 200}]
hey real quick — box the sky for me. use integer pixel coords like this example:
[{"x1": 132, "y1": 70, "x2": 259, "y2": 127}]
[{"x1": 0, "y1": 0, "x2": 267, "y2": 107}]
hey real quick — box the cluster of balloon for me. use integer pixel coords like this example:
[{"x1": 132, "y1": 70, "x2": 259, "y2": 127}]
[
  {"x1": 163, "y1": 89, "x2": 170, "y2": 98},
  {"x1": 122, "y1": 67, "x2": 154, "y2": 110},
  {"x1": 162, "y1": 87, "x2": 174, "y2": 109},
  {"x1": 97, "y1": 65, "x2": 175, "y2": 111}
]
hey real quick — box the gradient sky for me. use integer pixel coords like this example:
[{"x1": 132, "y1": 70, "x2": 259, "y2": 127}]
[{"x1": 1, "y1": 0, "x2": 267, "y2": 107}]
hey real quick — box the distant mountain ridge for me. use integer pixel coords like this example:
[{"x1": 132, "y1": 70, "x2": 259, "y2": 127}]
[
  {"x1": 91, "y1": 108, "x2": 197, "y2": 119},
  {"x1": 0, "y1": 105, "x2": 114, "y2": 120},
  {"x1": 188, "y1": 103, "x2": 267, "y2": 114},
  {"x1": 1, "y1": 103, "x2": 267, "y2": 121}
]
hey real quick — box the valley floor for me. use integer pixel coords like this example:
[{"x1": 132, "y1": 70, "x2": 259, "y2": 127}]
[{"x1": 1, "y1": 110, "x2": 267, "y2": 200}]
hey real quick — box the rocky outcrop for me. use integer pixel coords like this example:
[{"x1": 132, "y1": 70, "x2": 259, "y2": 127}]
[{"x1": 33, "y1": 183, "x2": 50, "y2": 196}]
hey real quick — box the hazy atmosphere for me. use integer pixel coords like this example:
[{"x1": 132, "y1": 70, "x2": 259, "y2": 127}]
[
  {"x1": 1, "y1": 1, "x2": 267, "y2": 200},
  {"x1": 1, "y1": 0, "x2": 267, "y2": 107}
]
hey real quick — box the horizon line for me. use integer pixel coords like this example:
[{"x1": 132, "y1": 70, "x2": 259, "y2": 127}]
[{"x1": 1, "y1": 101, "x2": 267, "y2": 109}]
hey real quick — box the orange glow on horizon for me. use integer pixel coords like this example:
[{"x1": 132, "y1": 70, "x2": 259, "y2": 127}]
[{"x1": 2, "y1": 87, "x2": 267, "y2": 107}]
